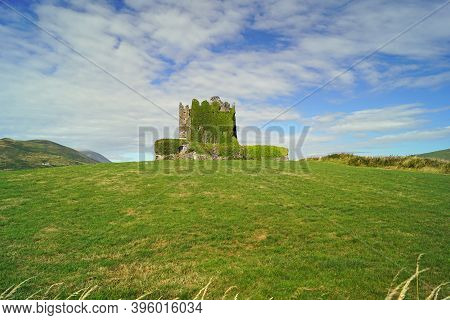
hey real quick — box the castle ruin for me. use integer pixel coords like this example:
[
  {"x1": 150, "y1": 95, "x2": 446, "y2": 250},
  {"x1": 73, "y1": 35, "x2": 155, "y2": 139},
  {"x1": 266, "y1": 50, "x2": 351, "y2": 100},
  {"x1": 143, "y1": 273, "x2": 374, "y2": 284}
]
[
  {"x1": 155, "y1": 96, "x2": 288, "y2": 160},
  {"x1": 178, "y1": 96, "x2": 236, "y2": 141}
]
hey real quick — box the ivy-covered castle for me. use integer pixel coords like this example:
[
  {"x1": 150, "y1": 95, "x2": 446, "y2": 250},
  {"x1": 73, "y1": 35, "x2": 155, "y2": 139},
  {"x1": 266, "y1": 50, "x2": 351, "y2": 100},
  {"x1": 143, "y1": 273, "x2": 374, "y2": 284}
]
[
  {"x1": 179, "y1": 96, "x2": 237, "y2": 143},
  {"x1": 155, "y1": 97, "x2": 288, "y2": 160}
]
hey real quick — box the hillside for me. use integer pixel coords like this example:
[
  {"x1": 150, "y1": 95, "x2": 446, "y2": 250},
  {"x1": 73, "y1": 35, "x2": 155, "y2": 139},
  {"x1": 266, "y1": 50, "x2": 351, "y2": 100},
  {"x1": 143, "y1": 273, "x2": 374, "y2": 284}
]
[
  {"x1": 0, "y1": 138, "x2": 98, "y2": 170},
  {"x1": 79, "y1": 150, "x2": 111, "y2": 163},
  {"x1": 0, "y1": 160, "x2": 448, "y2": 299},
  {"x1": 417, "y1": 148, "x2": 450, "y2": 161}
]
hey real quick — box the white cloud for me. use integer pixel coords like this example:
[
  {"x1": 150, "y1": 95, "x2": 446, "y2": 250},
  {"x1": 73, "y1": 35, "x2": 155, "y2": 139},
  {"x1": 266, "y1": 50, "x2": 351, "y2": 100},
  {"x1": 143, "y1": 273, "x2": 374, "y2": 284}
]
[
  {"x1": 326, "y1": 104, "x2": 428, "y2": 133},
  {"x1": 373, "y1": 126, "x2": 450, "y2": 143},
  {"x1": 384, "y1": 71, "x2": 450, "y2": 89}
]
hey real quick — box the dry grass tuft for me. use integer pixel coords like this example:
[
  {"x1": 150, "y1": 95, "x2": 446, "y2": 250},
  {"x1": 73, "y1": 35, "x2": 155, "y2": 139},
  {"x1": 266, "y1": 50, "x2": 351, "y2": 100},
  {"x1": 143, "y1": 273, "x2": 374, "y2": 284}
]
[
  {"x1": 125, "y1": 208, "x2": 137, "y2": 216},
  {"x1": 221, "y1": 286, "x2": 238, "y2": 300},
  {"x1": 386, "y1": 254, "x2": 449, "y2": 300},
  {"x1": 62, "y1": 285, "x2": 98, "y2": 300},
  {"x1": 193, "y1": 278, "x2": 213, "y2": 300},
  {"x1": 0, "y1": 279, "x2": 98, "y2": 300},
  {"x1": 2, "y1": 258, "x2": 447, "y2": 300},
  {"x1": 253, "y1": 229, "x2": 268, "y2": 241},
  {"x1": 0, "y1": 277, "x2": 35, "y2": 299}
]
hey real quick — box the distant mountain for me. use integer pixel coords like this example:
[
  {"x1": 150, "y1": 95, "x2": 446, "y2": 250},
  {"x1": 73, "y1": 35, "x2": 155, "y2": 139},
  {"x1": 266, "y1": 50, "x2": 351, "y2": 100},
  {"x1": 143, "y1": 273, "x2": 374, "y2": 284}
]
[
  {"x1": 0, "y1": 138, "x2": 98, "y2": 170},
  {"x1": 417, "y1": 149, "x2": 450, "y2": 161},
  {"x1": 79, "y1": 150, "x2": 111, "y2": 163}
]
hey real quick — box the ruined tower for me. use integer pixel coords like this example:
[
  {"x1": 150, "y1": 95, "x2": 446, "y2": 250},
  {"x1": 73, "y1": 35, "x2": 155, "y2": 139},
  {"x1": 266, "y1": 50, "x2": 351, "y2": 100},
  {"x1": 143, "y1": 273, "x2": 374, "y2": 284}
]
[
  {"x1": 178, "y1": 97, "x2": 237, "y2": 142},
  {"x1": 156, "y1": 97, "x2": 288, "y2": 159},
  {"x1": 178, "y1": 102, "x2": 190, "y2": 139}
]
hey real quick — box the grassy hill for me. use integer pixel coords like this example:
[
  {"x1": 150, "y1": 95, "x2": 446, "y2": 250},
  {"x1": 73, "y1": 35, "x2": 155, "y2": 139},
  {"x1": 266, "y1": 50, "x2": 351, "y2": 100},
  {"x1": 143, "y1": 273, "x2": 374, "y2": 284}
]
[
  {"x1": 0, "y1": 160, "x2": 448, "y2": 299},
  {"x1": 0, "y1": 138, "x2": 98, "y2": 170},
  {"x1": 79, "y1": 150, "x2": 111, "y2": 163},
  {"x1": 417, "y1": 148, "x2": 450, "y2": 161}
]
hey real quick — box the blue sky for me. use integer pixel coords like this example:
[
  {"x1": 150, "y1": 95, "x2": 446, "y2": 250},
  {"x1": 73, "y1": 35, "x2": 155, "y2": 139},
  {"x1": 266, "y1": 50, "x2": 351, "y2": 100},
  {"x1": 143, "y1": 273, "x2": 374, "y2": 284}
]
[{"x1": 0, "y1": 0, "x2": 449, "y2": 161}]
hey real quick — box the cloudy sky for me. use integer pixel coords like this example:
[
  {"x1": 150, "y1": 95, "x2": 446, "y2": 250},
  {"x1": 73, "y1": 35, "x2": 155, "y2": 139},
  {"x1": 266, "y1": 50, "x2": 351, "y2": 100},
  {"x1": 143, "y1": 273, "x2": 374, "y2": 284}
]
[{"x1": 1, "y1": 0, "x2": 449, "y2": 161}]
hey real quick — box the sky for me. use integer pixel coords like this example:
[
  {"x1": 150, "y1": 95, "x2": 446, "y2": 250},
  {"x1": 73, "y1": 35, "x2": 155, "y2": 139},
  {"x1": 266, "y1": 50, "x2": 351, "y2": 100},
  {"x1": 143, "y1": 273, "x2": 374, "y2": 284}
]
[{"x1": 0, "y1": 0, "x2": 449, "y2": 161}]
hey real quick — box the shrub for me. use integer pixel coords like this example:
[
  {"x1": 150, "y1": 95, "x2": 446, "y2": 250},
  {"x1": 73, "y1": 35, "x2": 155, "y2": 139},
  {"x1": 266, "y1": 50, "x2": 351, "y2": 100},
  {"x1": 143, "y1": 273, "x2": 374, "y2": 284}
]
[
  {"x1": 241, "y1": 145, "x2": 288, "y2": 160},
  {"x1": 189, "y1": 138, "x2": 241, "y2": 158},
  {"x1": 318, "y1": 153, "x2": 449, "y2": 174},
  {"x1": 154, "y1": 139, "x2": 185, "y2": 155}
]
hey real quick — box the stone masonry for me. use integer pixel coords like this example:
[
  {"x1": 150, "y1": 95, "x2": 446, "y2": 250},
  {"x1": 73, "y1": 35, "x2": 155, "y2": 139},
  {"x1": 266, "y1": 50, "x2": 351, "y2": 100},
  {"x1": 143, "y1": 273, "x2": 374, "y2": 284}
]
[{"x1": 178, "y1": 103, "x2": 190, "y2": 139}]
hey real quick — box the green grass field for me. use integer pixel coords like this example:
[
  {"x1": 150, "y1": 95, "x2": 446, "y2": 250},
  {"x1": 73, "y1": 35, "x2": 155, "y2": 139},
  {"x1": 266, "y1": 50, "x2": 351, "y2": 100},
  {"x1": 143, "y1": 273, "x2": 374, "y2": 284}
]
[{"x1": 0, "y1": 160, "x2": 448, "y2": 299}]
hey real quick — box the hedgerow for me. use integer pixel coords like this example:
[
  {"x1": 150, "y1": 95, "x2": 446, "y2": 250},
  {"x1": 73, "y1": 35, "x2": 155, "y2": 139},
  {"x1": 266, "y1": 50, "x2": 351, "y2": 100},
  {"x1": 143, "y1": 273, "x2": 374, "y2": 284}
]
[
  {"x1": 154, "y1": 139, "x2": 185, "y2": 155},
  {"x1": 241, "y1": 145, "x2": 289, "y2": 160},
  {"x1": 317, "y1": 153, "x2": 449, "y2": 174},
  {"x1": 189, "y1": 138, "x2": 241, "y2": 158}
]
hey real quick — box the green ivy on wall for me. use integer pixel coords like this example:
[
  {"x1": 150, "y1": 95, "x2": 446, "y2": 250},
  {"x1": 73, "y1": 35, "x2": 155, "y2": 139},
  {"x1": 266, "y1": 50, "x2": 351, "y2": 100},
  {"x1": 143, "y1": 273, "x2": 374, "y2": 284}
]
[
  {"x1": 189, "y1": 99, "x2": 236, "y2": 144},
  {"x1": 154, "y1": 139, "x2": 185, "y2": 155}
]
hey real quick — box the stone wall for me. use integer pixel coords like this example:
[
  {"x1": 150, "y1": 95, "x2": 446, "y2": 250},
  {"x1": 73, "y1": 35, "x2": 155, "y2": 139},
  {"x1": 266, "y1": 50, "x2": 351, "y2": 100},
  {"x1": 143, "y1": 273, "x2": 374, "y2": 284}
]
[{"x1": 178, "y1": 103, "x2": 190, "y2": 139}]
